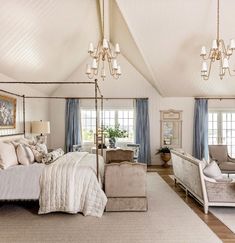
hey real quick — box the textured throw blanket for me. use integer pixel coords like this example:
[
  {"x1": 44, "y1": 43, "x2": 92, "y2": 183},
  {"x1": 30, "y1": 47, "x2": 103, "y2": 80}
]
[{"x1": 38, "y1": 152, "x2": 107, "y2": 217}]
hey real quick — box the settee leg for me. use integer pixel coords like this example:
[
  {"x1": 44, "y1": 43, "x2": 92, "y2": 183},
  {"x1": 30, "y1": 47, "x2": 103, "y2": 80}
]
[{"x1": 204, "y1": 205, "x2": 208, "y2": 214}]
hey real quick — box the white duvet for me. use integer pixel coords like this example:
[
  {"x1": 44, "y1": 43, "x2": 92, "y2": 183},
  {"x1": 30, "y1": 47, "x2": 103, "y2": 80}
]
[{"x1": 38, "y1": 152, "x2": 107, "y2": 217}]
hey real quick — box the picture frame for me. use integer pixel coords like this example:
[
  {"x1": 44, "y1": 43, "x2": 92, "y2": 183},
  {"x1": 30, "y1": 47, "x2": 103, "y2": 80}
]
[
  {"x1": 0, "y1": 95, "x2": 16, "y2": 129},
  {"x1": 160, "y1": 109, "x2": 182, "y2": 148}
]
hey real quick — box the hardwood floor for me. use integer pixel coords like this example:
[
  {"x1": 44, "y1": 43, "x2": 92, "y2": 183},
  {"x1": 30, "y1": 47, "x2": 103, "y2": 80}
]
[{"x1": 148, "y1": 165, "x2": 235, "y2": 243}]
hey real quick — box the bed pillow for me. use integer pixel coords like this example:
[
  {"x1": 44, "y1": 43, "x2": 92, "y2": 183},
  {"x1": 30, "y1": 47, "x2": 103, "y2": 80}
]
[
  {"x1": 16, "y1": 144, "x2": 35, "y2": 165},
  {"x1": 42, "y1": 148, "x2": 64, "y2": 165},
  {"x1": 0, "y1": 142, "x2": 18, "y2": 169},
  {"x1": 35, "y1": 143, "x2": 48, "y2": 154},
  {"x1": 203, "y1": 161, "x2": 223, "y2": 180}
]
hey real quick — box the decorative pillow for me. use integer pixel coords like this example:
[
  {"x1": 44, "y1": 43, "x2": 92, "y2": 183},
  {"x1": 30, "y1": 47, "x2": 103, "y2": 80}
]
[
  {"x1": 35, "y1": 143, "x2": 48, "y2": 154},
  {"x1": 30, "y1": 146, "x2": 44, "y2": 163},
  {"x1": 201, "y1": 158, "x2": 209, "y2": 170},
  {"x1": 42, "y1": 148, "x2": 64, "y2": 165},
  {"x1": 203, "y1": 161, "x2": 223, "y2": 180},
  {"x1": 0, "y1": 142, "x2": 18, "y2": 169},
  {"x1": 16, "y1": 144, "x2": 35, "y2": 165}
]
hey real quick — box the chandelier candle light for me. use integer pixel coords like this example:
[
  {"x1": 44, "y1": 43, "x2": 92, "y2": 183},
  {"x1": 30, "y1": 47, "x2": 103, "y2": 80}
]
[
  {"x1": 200, "y1": 0, "x2": 235, "y2": 80},
  {"x1": 86, "y1": 0, "x2": 121, "y2": 80}
]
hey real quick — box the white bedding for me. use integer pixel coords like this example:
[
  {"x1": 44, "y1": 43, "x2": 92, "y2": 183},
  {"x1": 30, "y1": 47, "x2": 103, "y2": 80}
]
[
  {"x1": 0, "y1": 163, "x2": 44, "y2": 200},
  {"x1": 39, "y1": 152, "x2": 107, "y2": 217}
]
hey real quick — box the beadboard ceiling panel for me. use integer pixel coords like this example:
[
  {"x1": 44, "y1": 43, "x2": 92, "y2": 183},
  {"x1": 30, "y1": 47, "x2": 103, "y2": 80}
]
[
  {"x1": 1, "y1": 0, "x2": 235, "y2": 96},
  {"x1": 0, "y1": 0, "x2": 100, "y2": 94}
]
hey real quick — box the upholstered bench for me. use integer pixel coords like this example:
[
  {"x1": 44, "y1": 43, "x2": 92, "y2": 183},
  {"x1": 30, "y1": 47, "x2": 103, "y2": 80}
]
[{"x1": 105, "y1": 162, "x2": 147, "y2": 212}]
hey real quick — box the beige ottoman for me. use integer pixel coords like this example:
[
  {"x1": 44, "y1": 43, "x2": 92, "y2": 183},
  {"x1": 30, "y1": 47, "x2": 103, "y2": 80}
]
[{"x1": 105, "y1": 162, "x2": 147, "y2": 212}]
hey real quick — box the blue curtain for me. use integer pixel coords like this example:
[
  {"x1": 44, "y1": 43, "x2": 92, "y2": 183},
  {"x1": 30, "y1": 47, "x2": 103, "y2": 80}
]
[
  {"x1": 135, "y1": 98, "x2": 151, "y2": 164},
  {"x1": 193, "y1": 99, "x2": 208, "y2": 160},
  {"x1": 65, "y1": 99, "x2": 81, "y2": 152}
]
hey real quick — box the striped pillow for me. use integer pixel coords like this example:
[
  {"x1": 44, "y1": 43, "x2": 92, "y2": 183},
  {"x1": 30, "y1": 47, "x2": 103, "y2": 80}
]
[{"x1": 16, "y1": 144, "x2": 35, "y2": 165}]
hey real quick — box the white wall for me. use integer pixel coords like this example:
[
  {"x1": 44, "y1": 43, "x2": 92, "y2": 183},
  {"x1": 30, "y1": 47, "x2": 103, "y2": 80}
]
[
  {"x1": 0, "y1": 73, "x2": 50, "y2": 139},
  {"x1": 49, "y1": 56, "x2": 196, "y2": 164}
]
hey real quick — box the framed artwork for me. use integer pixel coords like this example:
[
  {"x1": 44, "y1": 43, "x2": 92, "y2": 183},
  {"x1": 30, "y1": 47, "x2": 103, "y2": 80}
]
[
  {"x1": 160, "y1": 110, "x2": 182, "y2": 148},
  {"x1": 0, "y1": 95, "x2": 16, "y2": 129}
]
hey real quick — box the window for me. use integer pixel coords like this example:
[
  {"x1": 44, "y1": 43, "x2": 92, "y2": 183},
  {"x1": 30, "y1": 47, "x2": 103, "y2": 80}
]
[
  {"x1": 81, "y1": 109, "x2": 135, "y2": 143},
  {"x1": 208, "y1": 111, "x2": 235, "y2": 157},
  {"x1": 81, "y1": 110, "x2": 96, "y2": 142}
]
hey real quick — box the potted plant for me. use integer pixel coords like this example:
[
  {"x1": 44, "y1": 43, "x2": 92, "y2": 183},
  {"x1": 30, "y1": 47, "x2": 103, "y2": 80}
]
[
  {"x1": 104, "y1": 125, "x2": 128, "y2": 148},
  {"x1": 156, "y1": 146, "x2": 171, "y2": 167}
]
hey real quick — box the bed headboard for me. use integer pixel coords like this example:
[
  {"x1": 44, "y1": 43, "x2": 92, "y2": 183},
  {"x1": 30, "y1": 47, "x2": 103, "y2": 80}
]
[{"x1": 0, "y1": 134, "x2": 24, "y2": 142}]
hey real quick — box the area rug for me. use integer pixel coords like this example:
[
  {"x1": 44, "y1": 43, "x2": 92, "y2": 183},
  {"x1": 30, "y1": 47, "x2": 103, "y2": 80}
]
[
  {"x1": 209, "y1": 174, "x2": 235, "y2": 233},
  {"x1": 0, "y1": 173, "x2": 221, "y2": 243},
  {"x1": 169, "y1": 174, "x2": 235, "y2": 234},
  {"x1": 210, "y1": 207, "x2": 235, "y2": 233}
]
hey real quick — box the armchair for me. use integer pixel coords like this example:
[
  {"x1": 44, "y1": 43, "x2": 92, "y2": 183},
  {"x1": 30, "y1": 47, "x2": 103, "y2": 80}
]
[
  {"x1": 209, "y1": 145, "x2": 235, "y2": 174},
  {"x1": 127, "y1": 144, "x2": 140, "y2": 162}
]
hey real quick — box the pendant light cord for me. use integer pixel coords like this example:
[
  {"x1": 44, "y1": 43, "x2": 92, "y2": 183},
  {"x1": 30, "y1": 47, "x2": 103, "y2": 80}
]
[
  {"x1": 217, "y1": 0, "x2": 220, "y2": 41},
  {"x1": 102, "y1": 0, "x2": 105, "y2": 39}
]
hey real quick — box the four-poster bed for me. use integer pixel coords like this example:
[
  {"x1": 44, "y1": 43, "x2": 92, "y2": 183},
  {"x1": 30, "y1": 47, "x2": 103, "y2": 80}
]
[
  {"x1": 0, "y1": 79, "x2": 103, "y2": 179},
  {"x1": 0, "y1": 79, "x2": 107, "y2": 217}
]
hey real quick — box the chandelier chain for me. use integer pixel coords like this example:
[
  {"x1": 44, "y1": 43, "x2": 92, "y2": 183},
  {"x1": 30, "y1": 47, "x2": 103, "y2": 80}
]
[
  {"x1": 217, "y1": 0, "x2": 219, "y2": 41},
  {"x1": 102, "y1": 0, "x2": 104, "y2": 38}
]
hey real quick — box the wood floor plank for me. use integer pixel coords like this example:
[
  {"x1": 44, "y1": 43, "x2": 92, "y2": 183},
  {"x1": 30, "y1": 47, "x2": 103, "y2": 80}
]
[{"x1": 148, "y1": 165, "x2": 235, "y2": 242}]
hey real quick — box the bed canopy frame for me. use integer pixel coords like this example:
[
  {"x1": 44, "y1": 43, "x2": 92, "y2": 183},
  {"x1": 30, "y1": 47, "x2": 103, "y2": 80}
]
[{"x1": 0, "y1": 79, "x2": 104, "y2": 180}]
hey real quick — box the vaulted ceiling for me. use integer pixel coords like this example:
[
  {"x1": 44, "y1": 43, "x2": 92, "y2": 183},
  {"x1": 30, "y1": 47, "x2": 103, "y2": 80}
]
[{"x1": 1, "y1": 0, "x2": 235, "y2": 96}]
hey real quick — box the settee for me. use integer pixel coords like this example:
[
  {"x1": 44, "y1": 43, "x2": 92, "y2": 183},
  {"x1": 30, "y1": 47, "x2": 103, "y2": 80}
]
[{"x1": 171, "y1": 150, "x2": 235, "y2": 214}]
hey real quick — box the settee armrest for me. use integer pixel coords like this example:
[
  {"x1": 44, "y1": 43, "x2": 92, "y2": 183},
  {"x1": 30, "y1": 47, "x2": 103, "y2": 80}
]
[
  {"x1": 228, "y1": 155, "x2": 235, "y2": 163},
  {"x1": 205, "y1": 180, "x2": 235, "y2": 203}
]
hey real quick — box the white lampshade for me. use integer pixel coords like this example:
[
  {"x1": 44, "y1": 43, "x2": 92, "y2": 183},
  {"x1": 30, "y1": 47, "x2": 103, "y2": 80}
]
[
  {"x1": 31, "y1": 121, "x2": 50, "y2": 135},
  {"x1": 115, "y1": 43, "x2": 120, "y2": 53},
  {"x1": 86, "y1": 64, "x2": 92, "y2": 74},
  {"x1": 222, "y1": 58, "x2": 229, "y2": 69},
  {"x1": 88, "y1": 42, "x2": 94, "y2": 53},
  {"x1": 117, "y1": 65, "x2": 122, "y2": 75},
  {"x1": 200, "y1": 46, "x2": 206, "y2": 56},
  {"x1": 91, "y1": 59, "x2": 98, "y2": 69},
  {"x1": 212, "y1": 39, "x2": 218, "y2": 50},
  {"x1": 103, "y1": 39, "x2": 109, "y2": 49},
  {"x1": 230, "y1": 39, "x2": 235, "y2": 50},
  {"x1": 201, "y1": 61, "x2": 208, "y2": 72},
  {"x1": 112, "y1": 59, "x2": 118, "y2": 70}
]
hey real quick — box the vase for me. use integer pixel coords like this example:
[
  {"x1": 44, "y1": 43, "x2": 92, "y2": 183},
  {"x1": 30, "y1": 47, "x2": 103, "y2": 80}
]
[
  {"x1": 161, "y1": 152, "x2": 171, "y2": 167},
  {"x1": 109, "y1": 137, "x2": 116, "y2": 148}
]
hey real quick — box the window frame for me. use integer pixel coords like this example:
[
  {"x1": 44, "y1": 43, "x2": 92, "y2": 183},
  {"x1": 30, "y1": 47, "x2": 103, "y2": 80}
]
[
  {"x1": 80, "y1": 108, "x2": 135, "y2": 144},
  {"x1": 209, "y1": 109, "x2": 235, "y2": 157}
]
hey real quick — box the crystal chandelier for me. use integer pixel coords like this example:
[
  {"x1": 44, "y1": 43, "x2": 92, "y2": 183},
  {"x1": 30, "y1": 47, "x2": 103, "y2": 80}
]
[
  {"x1": 85, "y1": 0, "x2": 121, "y2": 81},
  {"x1": 200, "y1": 0, "x2": 235, "y2": 80}
]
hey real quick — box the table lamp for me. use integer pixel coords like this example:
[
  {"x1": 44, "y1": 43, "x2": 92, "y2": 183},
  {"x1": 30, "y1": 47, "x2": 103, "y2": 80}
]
[{"x1": 31, "y1": 120, "x2": 50, "y2": 144}]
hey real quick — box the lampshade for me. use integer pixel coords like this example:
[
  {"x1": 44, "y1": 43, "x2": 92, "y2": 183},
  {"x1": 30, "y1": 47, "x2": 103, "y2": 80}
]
[{"x1": 31, "y1": 121, "x2": 50, "y2": 135}]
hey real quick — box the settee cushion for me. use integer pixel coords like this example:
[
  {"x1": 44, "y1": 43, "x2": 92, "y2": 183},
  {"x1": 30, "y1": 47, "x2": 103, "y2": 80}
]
[{"x1": 203, "y1": 161, "x2": 223, "y2": 180}]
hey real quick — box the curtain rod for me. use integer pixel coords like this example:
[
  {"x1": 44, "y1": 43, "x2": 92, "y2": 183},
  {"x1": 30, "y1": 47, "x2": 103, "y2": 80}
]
[
  {"x1": 0, "y1": 81, "x2": 95, "y2": 84},
  {"x1": 195, "y1": 97, "x2": 235, "y2": 100},
  {"x1": 25, "y1": 96, "x2": 148, "y2": 100}
]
